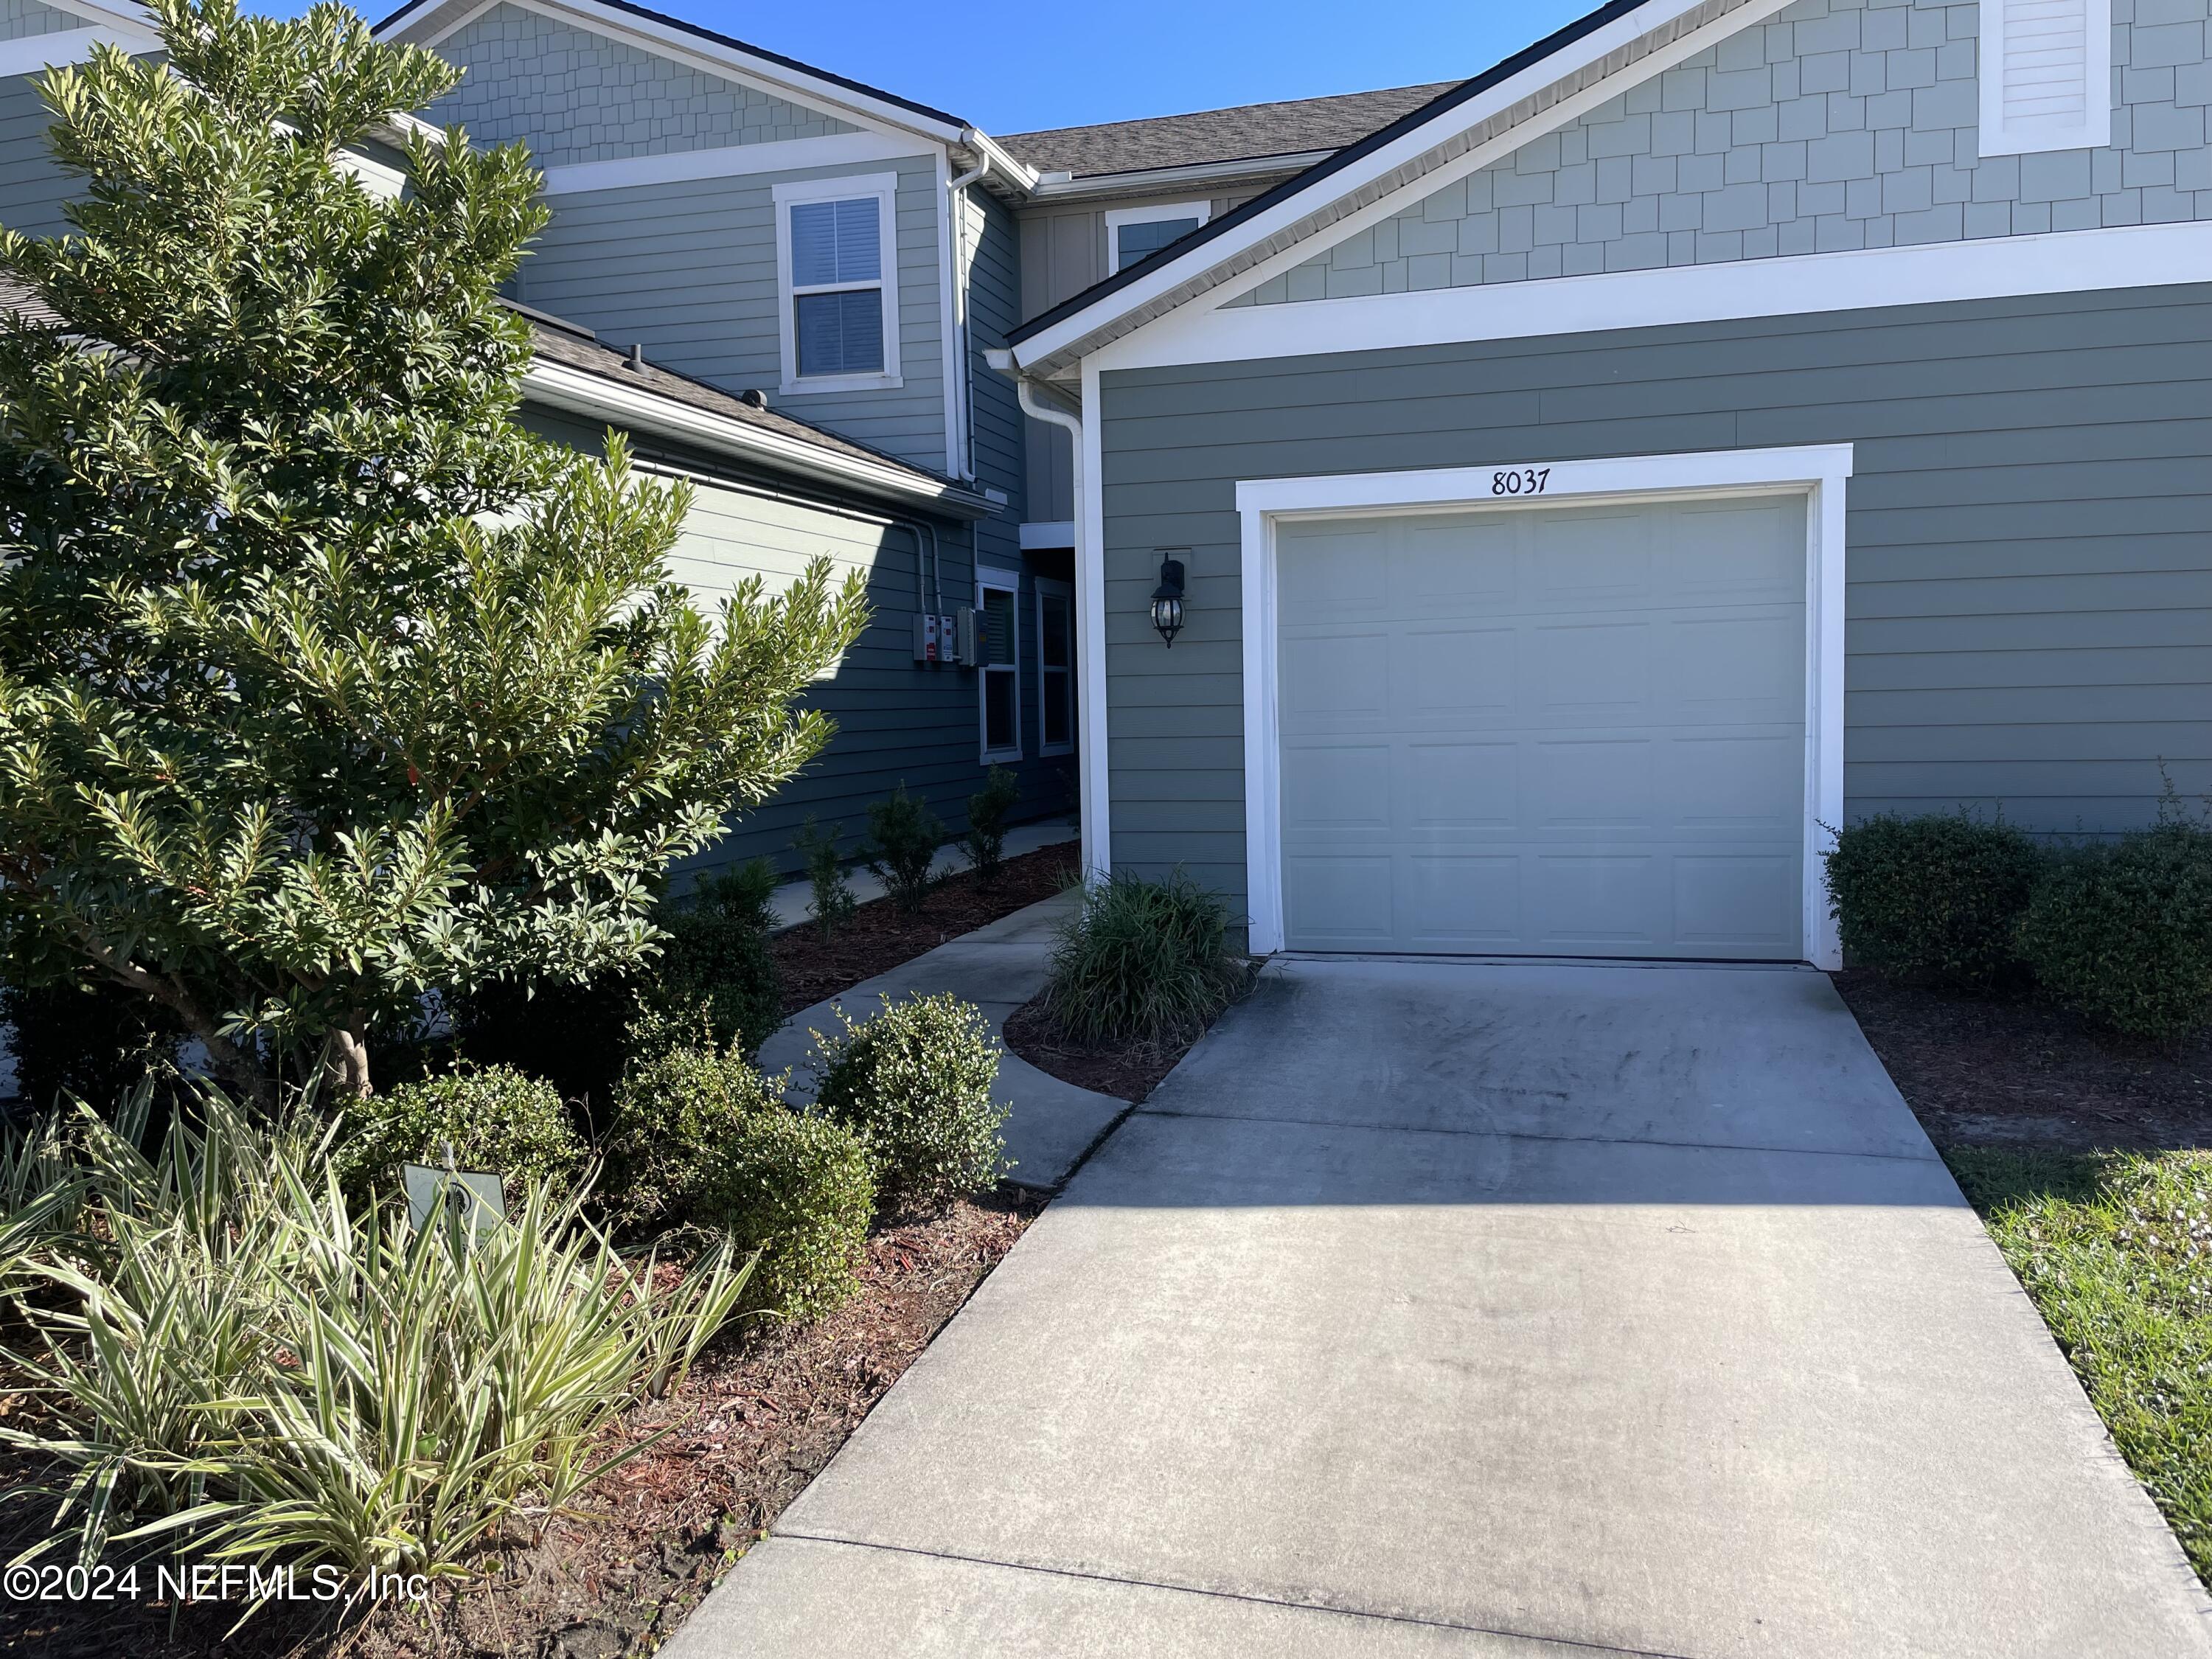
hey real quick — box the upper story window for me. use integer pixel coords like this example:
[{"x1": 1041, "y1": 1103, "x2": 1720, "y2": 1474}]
[
  {"x1": 1978, "y1": 0, "x2": 2112, "y2": 156},
  {"x1": 1105, "y1": 200, "x2": 1212, "y2": 274},
  {"x1": 773, "y1": 173, "x2": 901, "y2": 394}
]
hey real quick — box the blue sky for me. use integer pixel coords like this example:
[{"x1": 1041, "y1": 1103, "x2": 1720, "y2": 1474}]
[{"x1": 309, "y1": 1, "x2": 1599, "y2": 135}]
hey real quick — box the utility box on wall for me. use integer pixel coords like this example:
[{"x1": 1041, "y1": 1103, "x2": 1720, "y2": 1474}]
[{"x1": 911, "y1": 611, "x2": 971, "y2": 665}]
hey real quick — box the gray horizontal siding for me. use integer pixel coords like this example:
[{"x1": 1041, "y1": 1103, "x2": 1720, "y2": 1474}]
[
  {"x1": 524, "y1": 408, "x2": 1065, "y2": 876},
  {"x1": 1098, "y1": 284, "x2": 2212, "y2": 915},
  {"x1": 516, "y1": 157, "x2": 950, "y2": 474},
  {"x1": 1242, "y1": 0, "x2": 2212, "y2": 307},
  {"x1": 0, "y1": 70, "x2": 73, "y2": 239}
]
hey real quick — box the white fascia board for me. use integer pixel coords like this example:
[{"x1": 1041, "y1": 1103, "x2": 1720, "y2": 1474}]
[
  {"x1": 540, "y1": 131, "x2": 932, "y2": 195},
  {"x1": 1009, "y1": 0, "x2": 1765, "y2": 373},
  {"x1": 1102, "y1": 218, "x2": 2212, "y2": 373},
  {"x1": 0, "y1": 22, "x2": 160, "y2": 74},
  {"x1": 389, "y1": 0, "x2": 967, "y2": 147},
  {"x1": 523, "y1": 358, "x2": 991, "y2": 518}
]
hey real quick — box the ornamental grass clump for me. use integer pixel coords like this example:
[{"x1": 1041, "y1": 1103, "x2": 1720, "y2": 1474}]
[
  {"x1": 1043, "y1": 870, "x2": 1248, "y2": 1046},
  {"x1": 810, "y1": 993, "x2": 1008, "y2": 1207},
  {"x1": 0, "y1": 1082, "x2": 748, "y2": 1592}
]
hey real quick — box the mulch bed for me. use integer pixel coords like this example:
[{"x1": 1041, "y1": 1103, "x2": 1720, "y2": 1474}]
[
  {"x1": 769, "y1": 844, "x2": 1077, "y2": 1016},
  {"x1": 7, "y1": 1190, "x2": 1041, "y2": 1659},
  {"x1": 1000, "y1": 995, "x2": 1197, "y2": 1104},
  {"x1": 1831, "y1": 970, "x2": 2212, "y2": 1153}
]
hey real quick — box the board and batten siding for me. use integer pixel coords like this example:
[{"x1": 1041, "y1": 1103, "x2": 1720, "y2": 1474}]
[
  {"x1": 515, "y1": 156, "x2": 951, "y2": 475},
  {"x1": 1096, "y1": 283, "x2": 2212, "y2": 917}
]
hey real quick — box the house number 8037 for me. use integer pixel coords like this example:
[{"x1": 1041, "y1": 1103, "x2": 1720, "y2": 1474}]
[{"x1": 1492, "y1": 467, "x2": 1551, "y2": 496}]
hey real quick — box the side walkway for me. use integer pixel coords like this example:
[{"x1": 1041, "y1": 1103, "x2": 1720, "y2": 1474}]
[
  {"x1": 671, "y1": 955, "x2": 2212, "y2": 1658},
  {"x1": 754, "y1": 888, "x2": 1122, "y2": 1191}
]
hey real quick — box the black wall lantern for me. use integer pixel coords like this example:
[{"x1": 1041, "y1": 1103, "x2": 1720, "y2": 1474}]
[{"x1": 1150, "y1": 553, "x2": 1188, "y2": 647}]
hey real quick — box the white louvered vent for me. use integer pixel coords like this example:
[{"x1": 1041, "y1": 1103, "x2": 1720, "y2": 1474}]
[{"x1": 1979, "y1": 0, "x2": 2112, "y2": 156}]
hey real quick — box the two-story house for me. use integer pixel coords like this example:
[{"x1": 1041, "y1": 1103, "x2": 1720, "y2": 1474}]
[{"x1": 6, "y1": 0, "x2": 2208, "y2": 968}]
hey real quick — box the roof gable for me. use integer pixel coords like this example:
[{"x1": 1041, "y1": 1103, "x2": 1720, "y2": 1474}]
[{"x1": 1004, "y1": 0, "x2": 1797, "y2": 376}]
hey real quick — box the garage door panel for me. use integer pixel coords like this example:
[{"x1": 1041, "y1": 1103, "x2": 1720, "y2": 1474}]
[
  {"x1": 1281, "y1": 742, "x2": 1393, "y2": 829},
  {"x1": 1282, "y1": 855, "x2": 1396, "y2": 947},
  {"x1": 1526, "y1": 507, "x2": 1656, "y2": 601},
  {"x1": 1534, "y1": 622, "x2": 1650, "y2": 721},
  {"x1": 1665, "y1": 734, "x2": 1802, "y2": 831},
  {"x1": 1281, "y1": 630, "x2": 1391, "y2": 722},
  {"x1": 1406, "y1": 741, "x2": 1517, "y2": 829},
  {"x1": 1529, "y1": 739, "x2": 1655, "y2": 830},
  {"x1": 1533, "y1": 855, "x2": 1661, "y2": 947},
  {"x1": 1277, "y1": 495, "x2": 1807, "y2": 961},
  {"x1": 1662, "y1": 612, "x2": 1802, "y2": 721},
  {"x1": 1404, "y1": 855, "x2": 1521, "y2": 947},
  {"x1": 1398, "y1": 626, "x2": 1516, "y2": 720},
  {"x1": 1673, "y1": 854, "x2": 1799, "y2": 949}
]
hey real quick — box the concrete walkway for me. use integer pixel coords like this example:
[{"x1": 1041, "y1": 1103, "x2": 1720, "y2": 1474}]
[
  {"x1": 673, "y1": 956, "x2": 2212, "y2": 1658},
  {"x1": 754, "y1": 888, "x2": 1124, "y2": 1192}
]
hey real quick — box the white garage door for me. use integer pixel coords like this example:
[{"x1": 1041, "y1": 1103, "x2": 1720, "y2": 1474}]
[{"x1": 1276, "y1": 495, "x2": 1807, "y2": 960}]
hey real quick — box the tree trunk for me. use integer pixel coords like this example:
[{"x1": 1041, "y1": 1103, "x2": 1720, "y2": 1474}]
[
  {"x1": 189, "y1": 1020, "x2": 277, "y2": 1112},
  {"x1": 320, "y1": 1025, "x2": 372, "y2": 1102}
]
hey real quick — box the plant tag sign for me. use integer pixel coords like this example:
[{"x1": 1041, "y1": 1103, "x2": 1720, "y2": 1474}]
[{"x1": 401, "y1": 1164, "x2": 508, "y2": 1239}]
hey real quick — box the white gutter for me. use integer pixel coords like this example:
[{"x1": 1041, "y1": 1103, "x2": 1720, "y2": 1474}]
[
  {"x1": 1025, "y1": 149, "x2": 1332, "y2": 204},
  {"x1": 990, "y1": 348, "x2": 1108, "y2": 883},
  {"x1": 524, "y1": 358, "x2": 994, "y2": 519},
  {"x1": 945, "y1": 150, "x2": 991, "y2": 481}
]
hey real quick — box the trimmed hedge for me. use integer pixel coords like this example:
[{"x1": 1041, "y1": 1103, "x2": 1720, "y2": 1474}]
[
  {"x1": 697, "y1": 1107, "x2": 874, "y2": 1322},
  {"x1": 2017, "y1": 821, "x2": 2212, "y2": 1043},
  {"x1": 335, "y1": 1065, "x2": 583, "y2": 1201},
  {"x1": 602, "y1": 1023, "x2": 785, "y2": 1234},
  {"x1": 810, "y1": 993, "x2": 1007, "y2": 1206},
  {"x1": 1823, "y1": 811, "x2": 2042, "y2": 988}
]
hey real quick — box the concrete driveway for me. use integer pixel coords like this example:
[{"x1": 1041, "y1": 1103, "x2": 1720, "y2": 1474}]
[{"x1": 669, "y1": 958, "x2": 2212, "y2": 1658}]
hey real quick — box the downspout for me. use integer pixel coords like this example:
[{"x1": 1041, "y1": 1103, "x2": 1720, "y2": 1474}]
[
  {"x1": 946, "y1": 144, "x2": 990, "y2": 485},
  {"x1": 988, "y1": 351, "x2": 1105, "y2": 882}
]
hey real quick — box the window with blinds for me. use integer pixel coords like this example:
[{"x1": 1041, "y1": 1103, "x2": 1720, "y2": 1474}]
[
  {"x1": 773, "y1": 175, "x2": 898, "y2": 389},
  {"x1": 1978, "y1": 0, "x2": 2111, "y2": 156}
]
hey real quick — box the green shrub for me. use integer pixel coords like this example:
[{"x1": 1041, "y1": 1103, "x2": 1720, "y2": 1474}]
[
  {"x1": 333, "y1": 1065, "x2": 583, "y2": 1203},
  {"x1": 2017, "y1": 819, "x2": 2212, "y2": 1041},
  {"x1": 810, "y1": 994, "x2": 1008, "y2": 1206},
  {"x1": 602, "y1": 1022, "x2": 785, "y2": 1234},
  {"x1": 655, "y1": 858, "x2": 785, "y2": 1057},
  {"x1": 0, "y1": 1086, "x2": 746, "y2": 1584},
  {"x1": 865, "y1": 785, "x2": 943, "y2": 914},
  {"x1": 1044, "y1": 869, "x2": 1248, "y2": 1046},
  {"x1": 695, "y1": 1107, "x2": 874, "y2": 1323},
  {"x1": 962, "y1": 765, "x2": 1023, "y2": 884},
  {"x1": 793, "y1": 814, "x2": 857, "y2": 940},
  {"x1": 1822, "y1": 811, "x2": 2043, "y2": 987}
]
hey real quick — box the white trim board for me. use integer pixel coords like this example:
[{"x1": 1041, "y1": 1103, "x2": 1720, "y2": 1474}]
[
  {"x1": 1235, "y1": 443, "x2": 1851, "y2": 968},
  {"x1": 1101, "y1": 218, "x2": 2212, "y2": 373},
  {"x1": 538, "y1": 131, "x2": 934, "y2": 195},
  {"x1": 1019, "y1": 520, "x2": 1075, "y2": 551}
]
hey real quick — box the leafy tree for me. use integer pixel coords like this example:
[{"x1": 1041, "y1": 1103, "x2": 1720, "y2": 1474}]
[{"x1": 0, "y1": 0, "x2": 868, "y2": 1101}]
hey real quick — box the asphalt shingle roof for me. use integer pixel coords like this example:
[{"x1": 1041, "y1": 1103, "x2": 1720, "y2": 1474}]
[{"x1": 1001, "y1": 82, "x2": 1461, "y2": 178}]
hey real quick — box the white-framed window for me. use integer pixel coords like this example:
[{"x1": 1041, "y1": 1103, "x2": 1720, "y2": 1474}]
[
  {"x1": 1104, "y1": 200, "x2": 1211, "y2": 274},
  {"x1": 977, "y1": 566, "x2": 1023, "y2": 762},
  {"x1": 1034, "y1": 577, "x2": 1074, "y2": 758},
  {"x1": 773, "y1": 172, "x2": 902, "y2": 394},
  {"x1": 1978, "y1": 0, "x2": 2112, "y2": 156}
]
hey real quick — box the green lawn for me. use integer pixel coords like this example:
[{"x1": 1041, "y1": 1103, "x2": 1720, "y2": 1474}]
[{"x1": 1946, "y1": 1148, "x2": 2212, "y2": 1585}]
